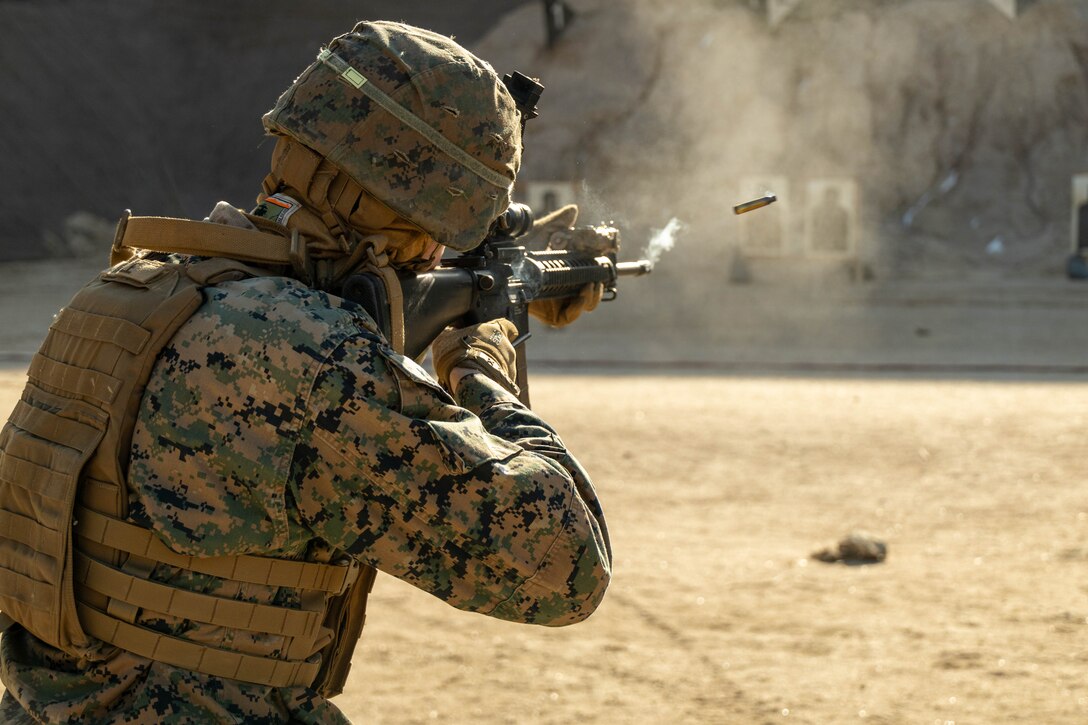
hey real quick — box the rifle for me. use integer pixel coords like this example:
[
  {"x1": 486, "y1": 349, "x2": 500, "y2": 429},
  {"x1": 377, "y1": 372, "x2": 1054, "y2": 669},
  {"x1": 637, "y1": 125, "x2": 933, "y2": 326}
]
[
  {"x1": 340, "y1": 203, "x2": 652, "y2": 406},
  {"x1": 341, "y1": 72, "x2": 652, "y2": 405}
]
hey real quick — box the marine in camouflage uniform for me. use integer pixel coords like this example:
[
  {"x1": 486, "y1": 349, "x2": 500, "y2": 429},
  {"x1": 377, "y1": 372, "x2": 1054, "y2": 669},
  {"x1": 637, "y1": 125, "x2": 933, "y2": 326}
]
[{"x1": 0, "y1": 21, "x2": 610, "y2": 723}]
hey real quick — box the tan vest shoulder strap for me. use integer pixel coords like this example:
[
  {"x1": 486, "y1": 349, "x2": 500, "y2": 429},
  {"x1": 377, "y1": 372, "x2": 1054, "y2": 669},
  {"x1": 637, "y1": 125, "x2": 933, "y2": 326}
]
[{"x1": 111, "y1": 210, "x2": 298, "y2": 268}]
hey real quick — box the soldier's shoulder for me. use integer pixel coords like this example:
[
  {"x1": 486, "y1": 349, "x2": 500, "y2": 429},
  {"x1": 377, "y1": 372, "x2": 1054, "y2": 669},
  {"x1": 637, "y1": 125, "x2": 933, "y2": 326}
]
[{"x1": 200, "y1": 275, "x2": 384, "y2": 344}]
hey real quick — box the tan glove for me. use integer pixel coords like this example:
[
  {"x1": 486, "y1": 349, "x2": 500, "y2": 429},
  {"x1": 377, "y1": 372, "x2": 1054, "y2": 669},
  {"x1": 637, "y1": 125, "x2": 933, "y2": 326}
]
[
  {"x1": 519, "y1": 204, "x2": 580, "y2": 249},
  {"x1": 522, "y1": 204, "x2": 617, "y2": 328},
  {"x1": 528, "y1": 282, "x2": 604, "y2": 328},
  {"x1": 431, "y1": 319, "x2": 520, "y2": 395}
]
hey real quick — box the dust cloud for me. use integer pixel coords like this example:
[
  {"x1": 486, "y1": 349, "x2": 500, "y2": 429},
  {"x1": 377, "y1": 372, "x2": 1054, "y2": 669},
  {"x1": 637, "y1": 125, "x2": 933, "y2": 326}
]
[{"x1": 477, "y1": 0, "x2": 1088, "y2": 362}]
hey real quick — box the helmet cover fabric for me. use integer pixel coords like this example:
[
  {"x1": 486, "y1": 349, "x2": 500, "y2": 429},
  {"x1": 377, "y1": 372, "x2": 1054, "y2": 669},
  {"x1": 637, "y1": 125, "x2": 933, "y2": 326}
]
[{"x1": 262, "y1": 21, "x2": 522, "y2": 251}]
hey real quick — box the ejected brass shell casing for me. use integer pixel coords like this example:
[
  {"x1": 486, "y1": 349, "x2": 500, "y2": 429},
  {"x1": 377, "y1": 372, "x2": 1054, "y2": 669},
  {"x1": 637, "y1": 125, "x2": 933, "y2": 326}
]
[{"x1": 733, "y1": 193, "x2": 778, "y2": 215}]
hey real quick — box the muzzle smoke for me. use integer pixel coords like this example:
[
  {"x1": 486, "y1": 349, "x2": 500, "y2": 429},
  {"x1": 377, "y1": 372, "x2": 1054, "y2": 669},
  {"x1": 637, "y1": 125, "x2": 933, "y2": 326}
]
[{"x1": 642, "y1": 217, "x2": 684, "y2": 269}]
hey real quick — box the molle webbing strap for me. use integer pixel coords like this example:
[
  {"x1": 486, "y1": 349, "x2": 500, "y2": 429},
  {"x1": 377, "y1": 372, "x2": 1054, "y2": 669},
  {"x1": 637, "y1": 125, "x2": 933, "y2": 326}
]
[
  {"x1": 28, "y1": 355, "x2": 122, "y2": 406},
  {"x1": 74, "y1": 552, "x2": 325, "y2": 638},
  {"x1": 1, "y1": 447, "x2": 70, "y2": 503},
  {"x1": 112, "y1": 215, "x2": 295, "y2": 268},
  {"x1": 73, "y1": 503, "x2": 358, "y2": 688},
  {"x1": 51, "y1": 307, "x2": 151, "y2": 355},
  {"x1": 75, "y1": 505, "x2": 359, "y2": 595},
  {"x1": 0, "y1": 508, "x2": 63, "y2": 558},
  {"x1": 0, "y1": 390, "x2": 106, "y2": 653},
  {"x1": 8, "y1": 398, "x2": 105, "y2": 457},
  {"x1": 317, "y1": 48, "x2": 513, "y2": 192},
  {"x1": 76, "y1": 603, "x2": 322, "y2": 689},
  {"x1": 0, "y1": 567, "x2": 52, "y2": 620}
]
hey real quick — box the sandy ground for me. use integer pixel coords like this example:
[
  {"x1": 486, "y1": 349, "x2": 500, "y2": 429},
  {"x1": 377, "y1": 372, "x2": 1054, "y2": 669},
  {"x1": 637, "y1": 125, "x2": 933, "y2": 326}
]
[{"x1": 1, "y1": 260, "x2": 1087, "y2": 723}]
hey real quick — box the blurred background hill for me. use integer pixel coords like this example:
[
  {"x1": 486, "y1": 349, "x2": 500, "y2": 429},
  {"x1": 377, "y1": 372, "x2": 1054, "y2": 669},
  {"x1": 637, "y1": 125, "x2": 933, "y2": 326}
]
[
  {"x1": 4, "y1": 0, "x2": 1087, "y2": 270},
  {"x1": 0, "y1": 0, "x2": 531, "y2": 258}
]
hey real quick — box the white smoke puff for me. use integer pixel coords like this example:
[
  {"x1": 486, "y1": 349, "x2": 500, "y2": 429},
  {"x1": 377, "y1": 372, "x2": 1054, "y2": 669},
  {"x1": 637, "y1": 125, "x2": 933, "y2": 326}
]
[
  {"x1": 643, "y1": 217, "x2": 684, "y2": 268},
  {"x1": 511, "y1": 255, "x2": 543, "y2": 299}
]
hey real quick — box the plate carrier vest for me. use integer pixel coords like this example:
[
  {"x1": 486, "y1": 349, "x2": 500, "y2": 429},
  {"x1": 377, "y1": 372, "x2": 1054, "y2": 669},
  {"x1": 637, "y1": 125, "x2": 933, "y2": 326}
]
[{"x1": 0, "y1": 213, "x2": 378, "y2": 697}]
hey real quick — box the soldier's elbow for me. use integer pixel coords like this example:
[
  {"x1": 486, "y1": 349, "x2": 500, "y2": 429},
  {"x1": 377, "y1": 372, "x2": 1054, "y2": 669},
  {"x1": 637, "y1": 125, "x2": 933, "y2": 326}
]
[
  {"x1": 487, "y1": 548, "x2": 611, "y2": 627},
  {"x1": 546, "y1": 573, "x2": 610, "y2": 627},
  {"x1": 528, "y1": 548, "x2": 612, "y2": 627}
]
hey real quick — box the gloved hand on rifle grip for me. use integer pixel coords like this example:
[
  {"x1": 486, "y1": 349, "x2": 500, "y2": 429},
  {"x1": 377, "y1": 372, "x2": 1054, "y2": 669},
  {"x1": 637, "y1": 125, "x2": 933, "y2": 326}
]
[
  {"x1": 522, "y1": 204, "x2": 614, "y2": 328},
  {"x1": 528, "y1": 282, "x2": 604, "y2": 328},
  {"x1": 431, "y1": 319, "x2": 520, "y2": 396}
]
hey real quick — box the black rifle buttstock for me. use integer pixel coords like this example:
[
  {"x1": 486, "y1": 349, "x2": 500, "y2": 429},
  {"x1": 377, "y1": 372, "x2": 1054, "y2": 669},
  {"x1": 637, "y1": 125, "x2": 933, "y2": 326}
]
[{"x1": 341, "y1": 269, "x2": 477, "y2": 361}]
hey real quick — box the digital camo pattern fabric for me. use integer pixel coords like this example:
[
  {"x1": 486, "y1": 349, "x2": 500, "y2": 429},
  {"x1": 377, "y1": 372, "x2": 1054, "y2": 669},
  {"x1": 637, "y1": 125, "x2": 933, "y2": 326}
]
[
  {"x1": 263, "y1": 21, "x2": 522, "y2": 252},
  {"x1": 0, "y1": 647, "x2": 345, "y2": 725},
  {"x1": 1, "y1": 274, "x2": 610, "y2": 722}
]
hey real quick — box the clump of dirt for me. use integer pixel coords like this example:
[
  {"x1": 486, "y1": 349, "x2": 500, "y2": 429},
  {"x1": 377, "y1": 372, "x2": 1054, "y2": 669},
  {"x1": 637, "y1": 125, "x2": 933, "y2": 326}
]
[{"x1": 812, "y1": 531, "x2": 888, "y2": 565}]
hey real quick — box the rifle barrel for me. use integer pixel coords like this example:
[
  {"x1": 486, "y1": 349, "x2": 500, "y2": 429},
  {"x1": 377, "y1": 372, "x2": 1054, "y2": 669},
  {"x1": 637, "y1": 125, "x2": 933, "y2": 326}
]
[{"x1": 616, "y1": 260, "x2": 653, "y2": 276}]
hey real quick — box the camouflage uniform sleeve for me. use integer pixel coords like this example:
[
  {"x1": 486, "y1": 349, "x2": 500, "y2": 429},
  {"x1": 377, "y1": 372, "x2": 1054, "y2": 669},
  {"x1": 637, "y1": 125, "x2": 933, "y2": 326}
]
[{"x1": 291, "y1": 336, "x2": 611, "y2": 626}]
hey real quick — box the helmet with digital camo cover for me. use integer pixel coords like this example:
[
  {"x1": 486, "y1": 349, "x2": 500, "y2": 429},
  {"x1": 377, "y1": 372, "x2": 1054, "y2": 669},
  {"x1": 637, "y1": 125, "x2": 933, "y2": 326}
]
[{"x1": 262, "y1": 20, "x2": 523, "y2": 252}]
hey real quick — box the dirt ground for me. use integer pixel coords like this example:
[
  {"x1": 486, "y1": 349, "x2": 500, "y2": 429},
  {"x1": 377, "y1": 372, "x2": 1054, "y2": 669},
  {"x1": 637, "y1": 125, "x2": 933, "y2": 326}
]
[{"x1": 1, "y1": 262, "x2": 1087, "y2": 723}]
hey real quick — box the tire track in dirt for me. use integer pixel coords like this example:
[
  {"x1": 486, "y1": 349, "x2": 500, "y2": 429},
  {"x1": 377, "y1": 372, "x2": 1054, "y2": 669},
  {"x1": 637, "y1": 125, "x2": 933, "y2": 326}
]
[{"x1": 606, "y1": 590, "x2": 770, "y2": 721}]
